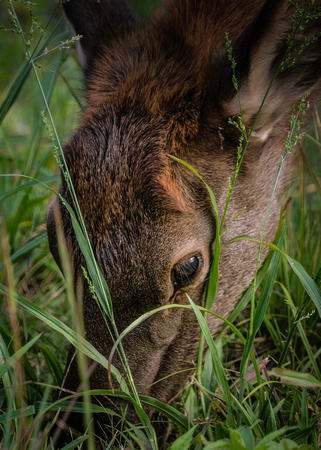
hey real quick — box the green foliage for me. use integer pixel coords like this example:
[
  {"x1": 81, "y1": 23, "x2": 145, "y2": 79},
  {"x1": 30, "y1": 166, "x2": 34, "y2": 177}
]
[
  {"x1": 0, "y1": 1, "x2": 320, "y2": 449},
  {"x1": 170, "y1": 425, "x2": 197, "y2": 449}
]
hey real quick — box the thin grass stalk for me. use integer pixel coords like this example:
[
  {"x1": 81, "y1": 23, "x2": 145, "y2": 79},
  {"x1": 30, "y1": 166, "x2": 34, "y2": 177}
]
[
  {"x1": 219, "y1": 17, "x2": 303, "y2": 235},
  {"x1": 0, "y1": 16, "x2": 67, "y2": 124},
  {"x1": 64, "y1": 202, "x2": 142, "y2": 407},
  {"x1": 278, "y1": 267, "x2": 321, "y2": 370},
  {"x1": 0, "y1": 221, "x2": 26, "y2": 447},
  {"x1": 300, "y1": 147, "x2": 305, "y2": 295},
  {"x1": 56, "y1": 217, "x2": 95, "y2": 449},
  {"x1": 167, "y1": 156, "x2": 221, "y2": 391},
  {"x1": 0, "y1": 335, "x2": 16, "y2": 449},
  {"x1": 8, "y1": 2, "x2": 143, "y2": 413},
  {"x1": 238, "y1": 98, "x2": 310, "y2": 403},
  {"x1": 195, "y1": 13, "x2": 309, "y2": 405},
  {"x1": 300, "y1": 387, "x2": 308, "y2": 443},
  {"x1": 24, "y1": 54, "x2": 63, "y2": 177},
  {"x1": 8, "y1": 63, "x2": 63, "y2": 249},
  {"x1": 7, "y1": 4, "x2": 113, "y2": 318},
  {"x1": 0, "y1": 284, "x2": 129, "y2": 390},
  {"x1": 108, "y1": 298, "x2": 266, "y2": 435},
  {"x1": 261, "y1": 267, "x2": 321, "y2": 422},
  {"x1": 58, "y1": 71, "x2": 85, "y2": 111},
  {"x1": 30, "y1": 383, "x2": 52, "y2": 446},
  {"x1": 188, "y1": 298, "x2": 234, "y2": 428},
  {"x1": 219, "y1": 12, "x2": 311, "y2": 406},
  {"x1": 0, "y1": 281, "x2": 160, "y2": 446}
]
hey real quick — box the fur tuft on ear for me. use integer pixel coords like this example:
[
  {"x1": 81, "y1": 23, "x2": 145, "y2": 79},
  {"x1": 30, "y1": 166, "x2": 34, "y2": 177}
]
[
  {"x1": 63, "y1": 0, "x2": 136, "y2": 70},
  {"x1": 224, "y1": 0, "x2": 321, "y2": 139}
]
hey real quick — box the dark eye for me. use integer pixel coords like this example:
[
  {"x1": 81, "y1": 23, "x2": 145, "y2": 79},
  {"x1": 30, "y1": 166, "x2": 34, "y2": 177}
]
[{"x1": 172, "y1": 255, "x2": 202, "y2": 290}]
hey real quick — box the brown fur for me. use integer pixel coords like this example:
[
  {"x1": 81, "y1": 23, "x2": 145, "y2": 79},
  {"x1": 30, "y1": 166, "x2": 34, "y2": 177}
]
[{"x1": 47, "y1": 0, "x2": 321, "y2": 444}]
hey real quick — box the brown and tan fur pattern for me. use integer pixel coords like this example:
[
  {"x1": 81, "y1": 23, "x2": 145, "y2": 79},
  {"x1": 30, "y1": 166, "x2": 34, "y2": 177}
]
[{"x1": 47, "y1": 0, "x2": 321, "y2": 443}]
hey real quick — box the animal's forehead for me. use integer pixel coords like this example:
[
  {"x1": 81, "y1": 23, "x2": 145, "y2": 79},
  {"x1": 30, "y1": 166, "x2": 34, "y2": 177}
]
[
  {"x1": 63, "y1": 130, "x2": 210, "y2": 280},
  {"x1": 62, "y1": 113, "x2": 208, "y2": 240}
]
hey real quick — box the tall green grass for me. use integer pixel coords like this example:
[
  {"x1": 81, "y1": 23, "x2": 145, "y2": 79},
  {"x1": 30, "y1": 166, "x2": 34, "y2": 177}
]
[{"x1": 0, "y1": 1, "x2": 320, "y2": 449}]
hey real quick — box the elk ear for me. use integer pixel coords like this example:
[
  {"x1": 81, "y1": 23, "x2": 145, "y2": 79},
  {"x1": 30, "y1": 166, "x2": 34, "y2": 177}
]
[
  {"x1": 225, "y1": 1, "x2": 321, "y2": 140},
  {"x1": 63, "y1": 0, "x2": 135, "y2": 70}
]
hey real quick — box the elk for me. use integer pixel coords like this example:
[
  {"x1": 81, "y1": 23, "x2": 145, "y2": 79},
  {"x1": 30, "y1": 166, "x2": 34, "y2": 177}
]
[{"x1": 47, "y1": 0, "x2": 321, "y2": 444}]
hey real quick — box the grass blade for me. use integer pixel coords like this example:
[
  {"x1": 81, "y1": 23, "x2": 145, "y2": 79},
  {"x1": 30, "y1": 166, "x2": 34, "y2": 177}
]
[
  {"x1": 0, "y1": 232, "x2": 48, "y2": 271},
  {"x1": 61, "y1": 198, "x2": 113, "y2": 320},
  {"x1": 188, "y1": 296, "x2": 233, "y2": 428},
  {"x1": 0, "y1": 63, "x2": 32, "y2": 125},
  {"x1": 0, "y1": 405, "x2": 35, "y2": 424},
  {"x1": 0, "y1": 333, "x2": 42, "y2": 379},
  {"x1": 170, "y1": 425, "x2": 197, "y2": 449},
  {"x1": 239, "y1": 233, "x2": 285, "y2": 386},
  {"x1": 230, "y1": 236, "x2": 321, "y2": 317},
  {"x1": 271, "y1": 368, "x2": 321, "y2": 388},
  {"x1": 0, "y1": 284, "x2": 127, "y2": 391},
  {"x1": 0, "y1": 175, "x2": 59, "y2": 201}
]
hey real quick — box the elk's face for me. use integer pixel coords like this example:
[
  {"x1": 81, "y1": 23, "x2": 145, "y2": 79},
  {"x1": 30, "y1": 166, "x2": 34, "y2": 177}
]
[
  {"x1": 49, "y1": 0, "x2": 321, "y2": 437},
  {"x1": 46, "y1": 107, "x2": 216, "y2": 404}
]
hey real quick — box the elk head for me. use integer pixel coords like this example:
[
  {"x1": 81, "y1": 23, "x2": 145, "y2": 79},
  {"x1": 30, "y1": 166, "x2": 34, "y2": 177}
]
[{"x1": 47, "y1": 0, "x2": 321, "y2": 443}]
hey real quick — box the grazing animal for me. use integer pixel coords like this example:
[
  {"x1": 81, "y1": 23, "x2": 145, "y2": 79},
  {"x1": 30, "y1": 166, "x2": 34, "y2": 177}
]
[{"x1": 47, "y1": 0, "x2": 321, "y2": 443}]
